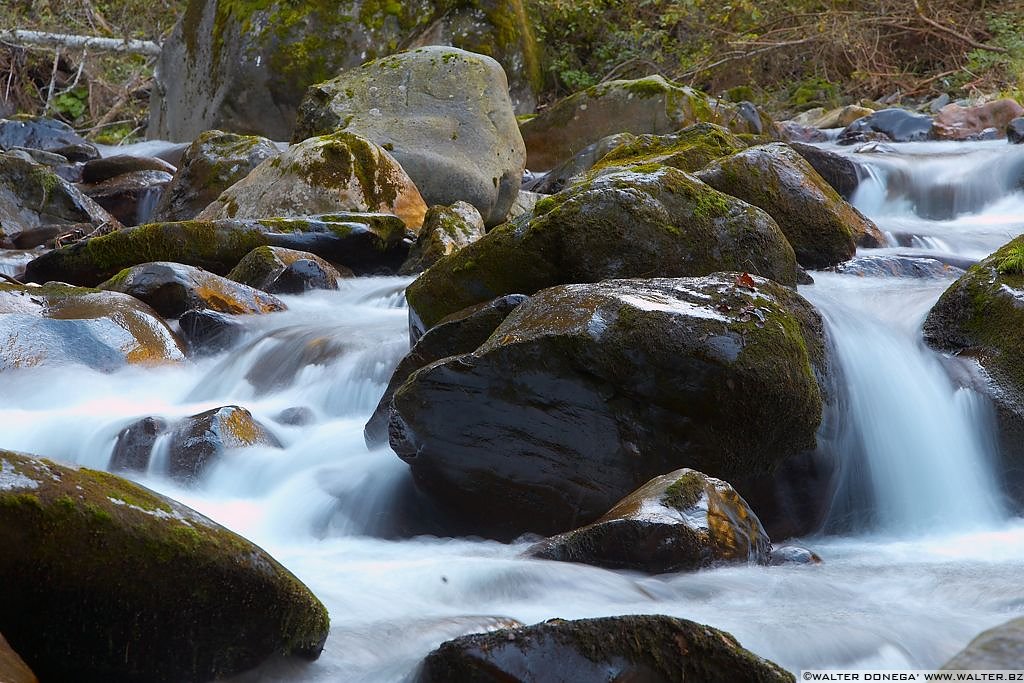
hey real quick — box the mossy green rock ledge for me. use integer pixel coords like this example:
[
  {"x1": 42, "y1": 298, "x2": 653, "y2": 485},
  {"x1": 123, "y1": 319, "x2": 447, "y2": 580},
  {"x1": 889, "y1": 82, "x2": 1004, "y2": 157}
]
[
  {"x1": 0, "y1": 450, "x2": 329, "y2": 683},
  {"x1": 405, "y1": 166, "x2": 797, "y2": 336},
  {"x1": 415, "y1": 615, "x2": 794, "y2": 683},
  {"x1": 391, "y1": 274, "x2": 825, "y2": 538}
]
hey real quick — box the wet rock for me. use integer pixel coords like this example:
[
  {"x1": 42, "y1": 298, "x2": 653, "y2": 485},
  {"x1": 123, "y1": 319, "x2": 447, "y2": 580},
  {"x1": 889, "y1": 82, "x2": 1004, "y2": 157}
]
[
  {"x1": 934, "y1": 99, "x2": 1024, "y2": 141},
  {"x1": 198, "y1": 131, "x2": 427, "y2": 230},
  {"x1": 0, "y1": 449, "x2": 329, "y2": 682},
  {"x1": 520, "y1": 75, "x2": 771, "y2": 171},
  {"x1": 153, "y1": 130, "x2": 280, "y2": 222},
  {"x1": 774, "y1": 121, "x2": 829, "y2": 143},
  {"x1": 769, "y1": 545, "x2": 823, "y2": 565},
  {"x1": 837, "y1": 108, "x2": 934, "y2": 144},
  {"x1": 0, "y1": 283, "x2": 185, "y2": 371},
  {"x1": 23, "y1": 214, "x2": 407, "y2": 286},
  {"x1": 274, "y1": 407, "x2": 316, "y2": 426},
  {"x1": 295, "y1": 47, "x2": 525, "y2": 228},
  {"x1": 0, "y1": 117, "x2": 99, "y2": 161},
  {"x1": 399, "y1": 202, "x2": 486, "y2": 275},
  {"x1": 525, "y1": 133, "x2": 635, "y2": 194},
  {"x1": 793, "y1": 105, "x2": 874, "y2": 130},
  {"x1": 697, "y1": 143, "x2": 883, "y2": 269},
  {"x1": 526, "y1": 469, "x2": 771, "y2": 573},
  {"x1": 834, "y1": 255, "x2": 960, "y2": 279},
  {"x1": 229, "y1": 246, "x2": 350, "y2": 294},
  {"x1": 178, "y1": 308, "x2": 247, "y2": 355},
  {"x1": 942, "y1": 617, "x2": 1024, "y2": 669},
  {"x1": 148, "y1": 0, "x2": 541, "y2": 141},
  {"x1": 1009, "y1": 117, "x2": 1024, "y2": 144},
  {"x1": 415, "y1": 615, "x2": 794, "y2": 683},
  {"x1": 168, "y1": 406, "x2": 282, "y2": 483},
  {"x1": 788, "y1": 142, "x2": 863, "y2": 200},
  {"x1": 109, "y1": 416, "x2": 169, "y2": 473},
  {"x1": 0, "y1": 632, "x2": 37, "y2": 683},
  {"x1": 405, "y1": 166, "x2": 797, "y2": 335},
  {"x1": 590, "y1": 122, "x2": 749, "y2": 175},
  {"x1": 100, "y1": 261, "x2": 286, "y2": 318},
  {"x1": 82, "y1": 155, "x2": 176, "y2": 184},
  {"x1": 391, "y1": 275, "x2": 826, "y2": 538},
  {"x1": 364, "y1": 293, "x2": 528, "y2": 447},
  {"x1": 78, "y1": 169, "x2": 173, "y2": 226}
]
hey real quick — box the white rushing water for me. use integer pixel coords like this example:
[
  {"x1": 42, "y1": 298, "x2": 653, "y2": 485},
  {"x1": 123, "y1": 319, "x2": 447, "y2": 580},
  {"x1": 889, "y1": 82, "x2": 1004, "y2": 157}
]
[{"x1": 2, "y1": 141, "x2": 1024, "y2": 679}]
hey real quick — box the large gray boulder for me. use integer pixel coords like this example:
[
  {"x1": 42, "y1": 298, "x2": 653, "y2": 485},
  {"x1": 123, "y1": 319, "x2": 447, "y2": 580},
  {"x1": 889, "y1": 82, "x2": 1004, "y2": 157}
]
[
  {"x1": 942, "y1": 617, "x2": 1024, "y2": 669},
  {"x1": 294, "y1": 47, "x2": 525, "y2": 227}
]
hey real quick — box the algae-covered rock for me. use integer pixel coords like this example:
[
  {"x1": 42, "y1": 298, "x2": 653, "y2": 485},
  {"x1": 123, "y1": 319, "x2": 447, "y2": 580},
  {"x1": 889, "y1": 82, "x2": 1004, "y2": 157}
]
[
  {"x1": 520, "y1": 76, "x2": 772, "y2": 171},
  {"x1": 415, "y1": 615, "x2": 794, "y2": 683},
  {"x1": 100, "y1": 262, "x2": 286, "y2": 318},
  {"x1": 23, "y1": 214, "x2": 408, "y2": 286},
  {"x1": 0, "y1": 152, "x2": 119, "y2": 248},
  {"x1": 405, "y1": 166, "x2": 797, "y2": 334},
  {"x1": 391, "y1": 275, "x2": 826, "y2": 538},
  {"x1": 154, "y1": 131, "x2": 280, "y2": 222},
  {"x1": 0, "y1": 633, "x2": 36, "y2": 683},
  {"x1": 590, "y1": 122, "x2": 748, "y2": 175},
  {"x1": 942, "y1": 617, "x2": 1024, "y2": 669},
  {"x1": 228, "y1": 245, "x2": 350, "y2": 294},
  {"x1": 697, "y1": 143, "x2": 883, "y2": 268},
  {"x1": 0, "y1": 283, "x2": 185, "y2": 371},
  {"x1": 0, "y1": 117, "x2": 98, "y2": 161},
  {"x1": 169, "y1": 406, "x2": 282, "y2": 483},
  {"x1": 527, "y1": 469, "x2": 771, "y2": 573},
  {"x1": 399, "y1": 202, "x2": 486, "y2": 275},
  {"x1": 294, "y1": 47, "x2": 525, "y2": 227},
  {"x1": 0, "y1": 449, "x2": 328, "y2": 682},
  {"x1": 198, "y1": 131, "x2": 427, "y2": 230},
  {"x1": 148, "y1": 0, "x2": 541, "y2": 141}
]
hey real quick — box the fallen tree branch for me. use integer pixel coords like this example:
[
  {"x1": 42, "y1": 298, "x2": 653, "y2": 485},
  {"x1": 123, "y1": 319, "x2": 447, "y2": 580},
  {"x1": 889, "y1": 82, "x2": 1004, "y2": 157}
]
[{"x1": 0, "y1": 30, "x2": 160, "y2": 57}]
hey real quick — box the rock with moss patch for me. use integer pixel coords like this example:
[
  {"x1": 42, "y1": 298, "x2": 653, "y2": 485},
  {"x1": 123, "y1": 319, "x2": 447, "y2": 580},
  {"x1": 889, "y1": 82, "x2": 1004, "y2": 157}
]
[
  {"x1": 0, "y1": 117, "x2": 98, "y2": 161},
  {"x1": 198, "y1": 132, "x2": 427, "y2": 230},
  {"x1": 590, "y1": 122, "x2": 749, "y2": 175},
  {"x1": 526, "y1": 469, "x2": 771, "y2": 573},
  {"x1": 23, "y1": 214, "x2": 408, "y2": 286},
  {"x1": 391, "y1": 275, "x2": 826, "y2": 538},
  {"x1": 942, "y1": 617, "x2": 1024, "y2": 669},
  {"x1": 697, "y1": 143, "x2": 883, "y2": 269},
  {"x1": 405, "y1": 166, "x2": 797, "y2": 336},
  {"x1": 229, "y1": 245, "x2": 351, "y2": 294},
  {"x1": 169, "y1": 406, "x2": 283, "y2": 483},
  {"x1": 0, "y1": 449, "x2": 328, "y2": 682},
  {"x1": 0, "y1": 632, "x2": 36, "y2": 683},
  {"x1": 0, "y1": 152, "x2": 120, "y2": 248},
  {"x1": 525, "y1": 133, "x2": 635, "y2": 195},
  {"x1": 519, "y1": 76, "x2": 772, "y2": 171},
  {"x1": 148, "y1": 0, "x2": 541, "y2": 142},
  {"x1": 0, "y1": 283, "x2": 185, "y2": 371},
  {"x1": 400, "y1": 202, "x2": 486, "y2": 274},
  {"x1": 153, "y1": 131, "x2": 280, "y2": 222},
  {"x1": 415, "y1": 615, "x2": 794, "y2": 683},
  {"x1": 99, "y1": 262, "x2": 286, "y2": 318},
  {"x1": 295, "y1": 47, "x2": 525, "y2": 227}
]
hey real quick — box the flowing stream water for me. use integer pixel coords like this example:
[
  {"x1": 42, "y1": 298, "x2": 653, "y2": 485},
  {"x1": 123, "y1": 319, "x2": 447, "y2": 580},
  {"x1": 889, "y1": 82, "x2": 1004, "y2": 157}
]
[{"x1": 3, "y1": 141, "x2": 1024, "y2": 680}]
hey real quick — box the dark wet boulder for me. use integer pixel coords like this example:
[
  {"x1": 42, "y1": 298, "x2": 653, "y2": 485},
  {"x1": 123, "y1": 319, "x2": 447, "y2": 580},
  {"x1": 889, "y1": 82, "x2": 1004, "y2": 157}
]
[
  {"x1": 405, "y1": 166, "x2": 797, "y2": 335},
  {"x1": 697, "y1": 143, "x2": 884, "y2": 268},
  {"x1": 364, "y1": 293, "x2": 528, "y2": 447},
  {"x1": 769, "y1": 545, "x2": 823, "y2": 566},
  {"x1": 79, "y1": 169, "x2": 174, "y2": 226},
  {"x1": 788, "y1": 142, "x2": 862, "y2": 200},
  {"x1": 197, "y1": 131, "x2": 427, "y2": 231},
  {"x1": 399, "y1": 202, "x2": 486, "y2": 275},
  {"x1": 153, "y1": 131, "x2": 279, "y2": 222},
  {"x1": 525, "y1": 133, "x2": 635, "y2": 194},
  {"x1": 294, "y1": 47, "x2": 525, "y2": 228},
  {"x1": 23, "y1": 214, "x2": 408, "y2": 286},
  {"x1": 100, "y1": 262, "x2": 286, "y2": 318},
  {"x1": 837, "y1": 108, "x2": 934, "y2": 144},
  {"x1": 178, "y1": 308, "x2": 248, "y2": 355},
  {"x1": 942, "y1": 617, "x2": 1024, "y2": 669},
  {"x1": 228, "y1": 246, "x2": 350, "y2": 294},
  {"x1": 1009, "y1": 117, "x2": 1024, "y2": 144},
  {"x1": 109, "y1": 417, "x2": 169, "y2": 473},
  {"x1": 590, "y1": 123, "x2": 749, "y2": 175},
  {"x1": 834, "y1": 255, "x2": 961, "y2": 279},
  {"x1": 0, "y1": 117, "x2": 98, "y2": 161},
  {"x1": 934, "y1": 99, "x2": 1024, "y2": 140},
  {"x1": 168, "y1": 406, "x2": 282, "y2": 484},
  {"x1": 526, "y1": 469, "x2": 771, "y2": 573},
  {"x1": 0, "y1": 633, "x2": 37, "y2": 683},
  {"x1": 391, "y1": 275, "x2": 826, "y2": 538},
  {"x1": 0, "y1": 283, "x2": 185, "y2": 371},
  {"x1": 275, "y1": 407, "x2": 316, "y2": 427},
  {"x1": 81, "y1": 155, "x2": 176, "y2": 184},
  {"x1": 415, "y1": 615, "x2": 794, "y2": 683},
  {"x1": 0, "y1": 450, "x2": 329, "y2": 682},
  {"x1": 520, "y1": 76, "x2": 771, "y2": 171}
]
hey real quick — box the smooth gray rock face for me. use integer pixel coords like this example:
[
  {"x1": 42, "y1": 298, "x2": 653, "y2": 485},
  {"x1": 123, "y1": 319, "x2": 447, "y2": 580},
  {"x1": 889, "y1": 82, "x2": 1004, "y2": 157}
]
[{"x1": 943, "y1": 617, "x2": 1024, "y2": 670}]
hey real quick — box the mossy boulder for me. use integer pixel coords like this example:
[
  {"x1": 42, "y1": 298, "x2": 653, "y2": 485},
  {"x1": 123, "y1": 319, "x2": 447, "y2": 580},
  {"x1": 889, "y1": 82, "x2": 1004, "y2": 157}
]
[
  {"x1": 148, "y1": 0, "x2": 541, "y2": 142},
  {"x1": 153, "y1": 131, "x2": 280, "y2": 222},
  {"x1": 415, "y1": 615, "x2": 794, "y2": 683},
  {"x1": 294, "y1": 47, "x2": 525, "y2": 227},
  {"x1": 0, "y1": 450, "x2": 328, "y2": 682},
  {"x1": 0, "y1": 633, "x2": 36, "y2": 683},
  {"x1": 0, "y1": 283, "x2": 185, "y2": 371},
  {"x1": 198, "y1": 131, "x2": 427, "y2": 230},
  {"x1": 405, "y1": 166, "x2": 797, "y2": 335},
  {"x1": 399, "y1": 202, "x2": 486, "y2": 274},
  {"x1": 168, "y1": 406, "x2": 283, "y2": 483},
  {"x1": 23, "y1": 214, "x2": 408, "y2": 286},
  {"x1": 228, "y1": 246, "x2": 351, "y2": 294},
  {"x1": 0, "y1": 117, "x2": 98, "y2": 161},
  {"x1": 942, "y1": 617, "x2": 1024, "y2": 669},
  {"x1": 391, "y1": 274, "x2": 826, "y2": 538},
  {"x1": 589, "y1": 122, "x2": 748, "y2": 175},
  {"x1": 526, "y1": 469, "x2": 771, "y2": 573},
  {"x1": 519, "y1": 75, "x2": 772, "y2": 171},
  {"x1": 697, "y1": 143, "x2": 883, "y2": 269},
  {"x1": 100, "y1": 262, "x2": 286, "y2": 318},
  {"x1": 0, "y1": 152, "x2": 119, "y2": 248}
]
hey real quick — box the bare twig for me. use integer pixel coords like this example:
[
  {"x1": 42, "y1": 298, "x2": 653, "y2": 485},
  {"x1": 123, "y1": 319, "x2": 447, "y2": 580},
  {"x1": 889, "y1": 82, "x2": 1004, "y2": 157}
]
[
  {"x1": 912, "y1": 0, "x2": 1008, "y2": 53},
  {"x1": 0, "y1": 30, "x2": 161, "y2": 56}
]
